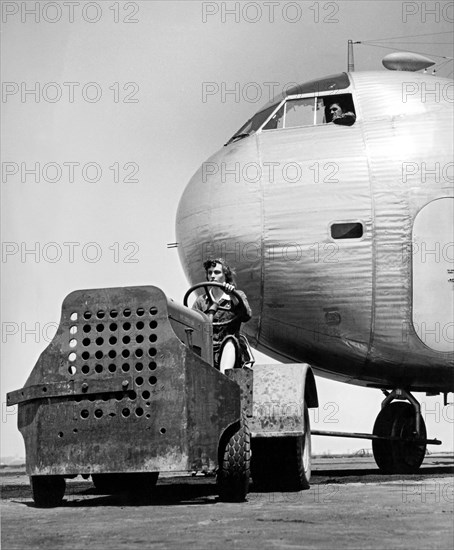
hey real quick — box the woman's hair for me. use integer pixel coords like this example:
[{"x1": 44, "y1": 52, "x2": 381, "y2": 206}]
[{"x1": 203, "y1": 258, "x2": 236, "y2": 284}]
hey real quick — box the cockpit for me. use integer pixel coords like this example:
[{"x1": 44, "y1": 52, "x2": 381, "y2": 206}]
[{"x1": 226, "y1": 73, "x2": 356, "y2": 145}]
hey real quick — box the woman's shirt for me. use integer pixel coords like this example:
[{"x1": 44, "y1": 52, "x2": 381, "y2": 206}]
[{"x1": 192, "y1": 290, "x2": 252, "y2": 347}]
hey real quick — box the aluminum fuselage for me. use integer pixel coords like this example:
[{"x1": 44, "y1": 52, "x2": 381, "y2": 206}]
[{"x1": 176, "y1": 71, "x2": 454, "y2": 392}]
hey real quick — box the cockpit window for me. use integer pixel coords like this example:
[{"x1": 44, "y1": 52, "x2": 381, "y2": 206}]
[
  {"x1": 225, "y1": 74, "x2": 354, "y2": 145},
  {"x1": 263, "y1": 97, "x2": 327, "y2": 130},
  {"x1": 263, "y1": 93, "x2": 355, "y2": 131},
  {"x1": 225, "y1": 103, "x2": 281, "y2": 145}
]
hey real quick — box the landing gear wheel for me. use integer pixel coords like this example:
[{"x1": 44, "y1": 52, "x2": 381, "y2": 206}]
[
  {"x1": 251, "y1": 405, "x2": 311, "y2": 491},
  {"x1": 372, "y1": 402, "x2": 426, "y2": 474},
  {"x1": 30, "y1": 475, "x2": 66, "y2": 508},
  {"x1": 217, "y1": 417, "x2": 251, "y2": 502},
  {"x1": 92, "y1": 472, "x2": 159, "y2": 494}
]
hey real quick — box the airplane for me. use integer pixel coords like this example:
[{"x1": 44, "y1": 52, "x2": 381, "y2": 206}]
[
  {"x1": 175, "y1": 54, "x2": 454, "y2": 475},
  {"x1": 6, "y1": 55, "x2": 453, "y2": 503}
]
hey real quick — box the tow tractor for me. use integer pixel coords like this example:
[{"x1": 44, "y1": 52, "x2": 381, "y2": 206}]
[{"x1": 7, "y1": 284, "x2": 317, "y2": 507}]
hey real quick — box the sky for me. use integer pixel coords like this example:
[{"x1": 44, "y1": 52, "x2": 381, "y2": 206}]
[{"x1": 1, "y1": 0, "x2": 453, "y2": 459}]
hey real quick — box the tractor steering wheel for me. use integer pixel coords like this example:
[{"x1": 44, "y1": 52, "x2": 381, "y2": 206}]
[{"x1": 183, "y1": 282, "x2": 245, "y2": 327}]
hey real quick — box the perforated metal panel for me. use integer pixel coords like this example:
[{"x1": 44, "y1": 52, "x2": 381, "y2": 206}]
[
  {"x1": 9, "y1": 286, "x2": 241, "y2": 476},
  {"x1": 67, "y1": 302, "x2": 160, "y2": 422}
]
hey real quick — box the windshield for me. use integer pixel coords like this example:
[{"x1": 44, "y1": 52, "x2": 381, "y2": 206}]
[
  {"x1": 263, "y1": 97, "x2": 328, "y2": 129},
  {"x1": 225, "y1": 73, "x2": 351, "y2": 145},
  {"x1": 225, "y1": 103, "x2": 281, "y2": 145}
]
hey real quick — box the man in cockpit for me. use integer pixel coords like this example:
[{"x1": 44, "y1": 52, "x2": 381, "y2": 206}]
[{"x1": 329, "y1": 102, "x2": 356, "y2": 126}]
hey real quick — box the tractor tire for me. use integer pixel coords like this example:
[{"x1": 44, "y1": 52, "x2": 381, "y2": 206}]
[
  {"x1": 30, "y1": 475, "x2": 66, "y2": 508},
  {"x1": 217, "y1": 417, "x2": 251, "y2": 502}
]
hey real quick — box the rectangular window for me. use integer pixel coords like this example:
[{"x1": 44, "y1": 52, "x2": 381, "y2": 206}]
[
  {"x1": 261, "y1": 93, "x2": 355, "y2": 131},
  {"x1": 285, "y1": 98, "x2": 315, "y2": 128},
  {"x1": 331, "y1": 223, "x2": 364, "y2": 239}
]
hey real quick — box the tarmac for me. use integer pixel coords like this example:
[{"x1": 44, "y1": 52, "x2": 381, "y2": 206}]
[{"x1": 1, "y1": 455, "x2": 453, "y2": 550}]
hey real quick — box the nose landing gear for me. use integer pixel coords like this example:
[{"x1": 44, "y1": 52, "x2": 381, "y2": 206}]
[{"x1": 372, "y1": 389, "x2": 427, "y2": 474}]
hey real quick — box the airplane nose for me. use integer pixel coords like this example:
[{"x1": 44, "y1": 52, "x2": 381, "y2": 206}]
[
  {"x1": 175, "y1": 139, "x2": 262, "y2": 344},
  {"x1": 176, "y1": 163, "x2": 211, "y2": 283},
  {"x1": 176, "y1": 141, "x2": 261, "y2": 280}
]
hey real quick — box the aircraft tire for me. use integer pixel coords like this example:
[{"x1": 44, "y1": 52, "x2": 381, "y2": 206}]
[
  {"x1": 30, "y1": 475, "x2": 66, "y2": 508},
  {"x1": 217, "y1": 416, "x2": 251, "y2": 502},
  {"x1": 372, "y1": 402, "x2": 426, "y2": 474},
  {"x1": 251, "y1": 405, "x2": 311, "y2": 491}
]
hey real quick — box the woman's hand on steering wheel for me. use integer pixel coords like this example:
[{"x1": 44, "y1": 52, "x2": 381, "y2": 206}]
[
  {"x1": 183, "y1": 282, "x2": 246, "y2": 326},
  {"x1": 222, "y1": 282, "x2": 236, "y2": 296}
]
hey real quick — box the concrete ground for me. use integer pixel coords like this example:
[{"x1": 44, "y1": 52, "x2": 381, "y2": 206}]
[{"x1": 1, "y1": 455, "x2": 453, "y2": 550}]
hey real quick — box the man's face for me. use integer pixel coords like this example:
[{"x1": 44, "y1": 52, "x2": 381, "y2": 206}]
[
  {"x1": 207, "y1": 263, "x2": 226, "y2": 284},
  {"x1": 330, "y1": 103, "x2": 343, "y2": 120}
]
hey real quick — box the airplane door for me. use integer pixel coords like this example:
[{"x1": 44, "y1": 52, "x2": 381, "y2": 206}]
[{"x1": 412, "y1": 198, "x2": 454, "y2": 353}]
